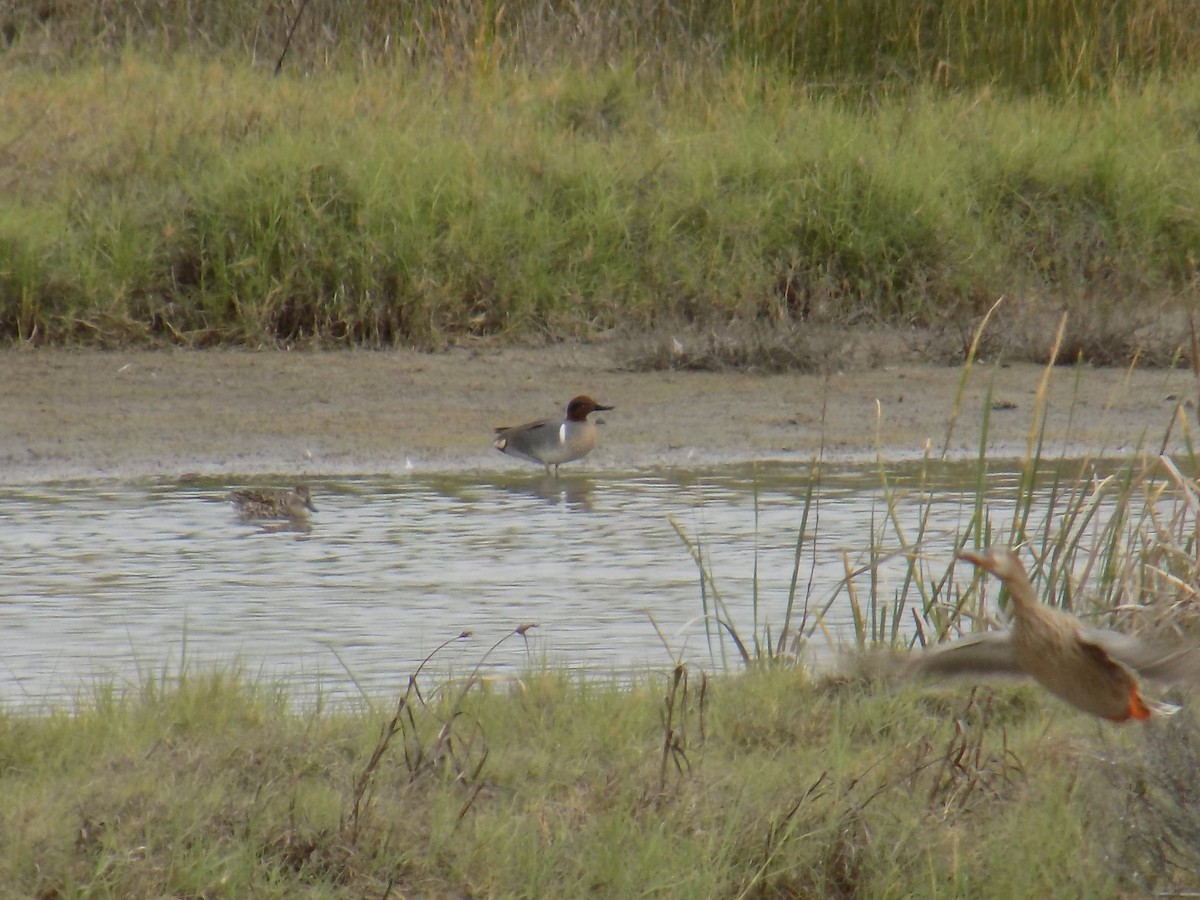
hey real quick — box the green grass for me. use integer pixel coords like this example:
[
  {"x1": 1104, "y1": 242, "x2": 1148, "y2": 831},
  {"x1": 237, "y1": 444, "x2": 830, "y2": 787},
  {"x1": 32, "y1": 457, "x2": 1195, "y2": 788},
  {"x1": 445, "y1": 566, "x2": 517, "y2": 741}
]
[
  {"x1": 1, "y1": 58, "x2": 1198, "y2": 357},
  {"x1": 3, "y1": 1, "x2": 1200, "y2": 357},
  {"x1": 1, "y1": 660, "x2": 1170, "y2": 897}
]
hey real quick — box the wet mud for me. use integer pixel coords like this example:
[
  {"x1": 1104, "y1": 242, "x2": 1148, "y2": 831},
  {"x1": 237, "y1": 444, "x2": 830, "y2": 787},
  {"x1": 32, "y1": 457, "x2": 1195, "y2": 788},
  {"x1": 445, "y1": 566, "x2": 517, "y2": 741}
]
[{"x1": 1, "y1": 346, "x2": 1193, "y2": 483}]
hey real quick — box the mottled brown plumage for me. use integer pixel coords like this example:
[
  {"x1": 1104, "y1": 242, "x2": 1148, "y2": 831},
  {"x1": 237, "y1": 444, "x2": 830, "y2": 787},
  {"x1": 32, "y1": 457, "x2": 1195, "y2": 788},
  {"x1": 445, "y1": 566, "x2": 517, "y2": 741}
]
[
  {"x1": 908, "y1": 547, "x2": 1200, "y2": 721},
  {"x1": 227, "y1": 485, "x2": 316, "y2": 522}
]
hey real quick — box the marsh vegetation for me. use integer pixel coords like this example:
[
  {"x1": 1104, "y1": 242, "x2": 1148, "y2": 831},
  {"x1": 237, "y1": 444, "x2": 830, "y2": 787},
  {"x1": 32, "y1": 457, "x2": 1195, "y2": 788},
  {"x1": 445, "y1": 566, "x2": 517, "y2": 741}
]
[{"x1": 1, "y1": 1, "x2": 1198, "y2": 363}]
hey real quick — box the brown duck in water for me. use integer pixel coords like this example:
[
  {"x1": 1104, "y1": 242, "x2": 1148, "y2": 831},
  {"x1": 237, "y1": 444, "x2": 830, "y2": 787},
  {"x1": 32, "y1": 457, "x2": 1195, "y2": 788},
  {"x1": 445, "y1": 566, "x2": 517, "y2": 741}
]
[
  {"x1": 227, "y1": 485, "x2": 317, "y2": 522},
  {"x1": 908, "y1": 546, "x2": 1200, "y2": 721}
]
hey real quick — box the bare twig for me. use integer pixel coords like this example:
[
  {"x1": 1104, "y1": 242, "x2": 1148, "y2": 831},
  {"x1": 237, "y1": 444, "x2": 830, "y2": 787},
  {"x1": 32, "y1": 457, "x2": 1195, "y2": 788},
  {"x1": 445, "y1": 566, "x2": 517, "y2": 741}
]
[{"x1": 274, "y1": 0, "x2": 312, "y2": 75}]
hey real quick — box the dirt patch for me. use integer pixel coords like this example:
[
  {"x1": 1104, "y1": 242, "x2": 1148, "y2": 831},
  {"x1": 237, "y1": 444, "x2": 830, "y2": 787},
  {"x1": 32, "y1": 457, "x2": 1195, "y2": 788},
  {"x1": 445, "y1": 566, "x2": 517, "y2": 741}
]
[{"x1": 0, "y1": 345, "x2": 1195, "y2": 483}]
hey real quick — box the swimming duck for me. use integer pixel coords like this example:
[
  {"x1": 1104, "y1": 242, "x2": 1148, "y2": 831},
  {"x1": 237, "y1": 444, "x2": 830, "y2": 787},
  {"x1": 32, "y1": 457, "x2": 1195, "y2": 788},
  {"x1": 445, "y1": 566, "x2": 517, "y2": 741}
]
[{"x1": 227, "y1": 485, "x2": 317, "y2": 521}]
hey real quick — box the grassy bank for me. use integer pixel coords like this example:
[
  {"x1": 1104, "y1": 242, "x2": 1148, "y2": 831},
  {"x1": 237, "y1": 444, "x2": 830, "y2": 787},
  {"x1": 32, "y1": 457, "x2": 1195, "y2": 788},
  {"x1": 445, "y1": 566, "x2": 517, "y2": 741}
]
[
  {"x1": 4, "y1": 661, "x2": 1193, "y2": 897},
  {"x1": 3, "y1": 2, "x2": 1200, "y2": 359},
  {"x1": 1, "y1": 56, "x2": 1198, "y2": 360}
]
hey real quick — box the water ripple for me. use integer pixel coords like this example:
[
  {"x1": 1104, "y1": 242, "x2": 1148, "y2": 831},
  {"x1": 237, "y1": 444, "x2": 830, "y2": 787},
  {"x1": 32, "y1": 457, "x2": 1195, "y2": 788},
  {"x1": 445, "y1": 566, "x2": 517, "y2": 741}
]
[{"x1": 0, "y1": 463, "x2": 1032, "y2": 704}]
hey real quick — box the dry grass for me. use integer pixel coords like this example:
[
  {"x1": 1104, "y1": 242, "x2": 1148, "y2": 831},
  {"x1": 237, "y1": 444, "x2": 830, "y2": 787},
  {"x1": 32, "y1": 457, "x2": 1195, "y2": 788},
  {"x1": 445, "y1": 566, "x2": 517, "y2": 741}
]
[
  {"x1": 1110, "y1": 710, "x2": 1200, "y2": 892},
  {"x1": 5, "y1": 0, "x2": 1200, "y2": 94},
  {"x1": 617, "y1": 322, "x2": 839, "y2": 374}
]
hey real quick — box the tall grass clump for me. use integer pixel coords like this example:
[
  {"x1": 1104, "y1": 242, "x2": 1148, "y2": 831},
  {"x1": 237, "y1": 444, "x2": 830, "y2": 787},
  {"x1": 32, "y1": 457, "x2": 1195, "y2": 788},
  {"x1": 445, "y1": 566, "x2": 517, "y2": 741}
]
[
  {"x1": 2, "y1": 59, "x2": 1199, "y2": 354},
  {"x1": 5, "y1": 0, "x2": 1200, "y2": 94},
  {"x1": 655, "y1": 315, "x2": 1200, "y2": 891},
  {"x1": 673, "y1": 311, "x2": 1200, "y2": 667},
  {"x1": 2, "y1": 2, "x2": 1200, "y2": 353}
]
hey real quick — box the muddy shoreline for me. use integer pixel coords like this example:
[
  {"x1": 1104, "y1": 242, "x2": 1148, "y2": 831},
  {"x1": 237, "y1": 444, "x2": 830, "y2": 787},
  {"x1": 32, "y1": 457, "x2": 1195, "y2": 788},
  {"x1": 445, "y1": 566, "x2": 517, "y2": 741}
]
[{"x1": 1, "y1": 346, "x2": 1194, "y2": 484}]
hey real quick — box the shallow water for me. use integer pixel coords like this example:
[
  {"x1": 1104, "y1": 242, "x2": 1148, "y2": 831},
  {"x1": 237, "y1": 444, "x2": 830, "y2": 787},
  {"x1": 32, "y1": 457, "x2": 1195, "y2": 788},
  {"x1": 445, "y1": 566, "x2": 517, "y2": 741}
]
[{"x1": 1, "y1": 463, "x2": 1046, "y2": 705}]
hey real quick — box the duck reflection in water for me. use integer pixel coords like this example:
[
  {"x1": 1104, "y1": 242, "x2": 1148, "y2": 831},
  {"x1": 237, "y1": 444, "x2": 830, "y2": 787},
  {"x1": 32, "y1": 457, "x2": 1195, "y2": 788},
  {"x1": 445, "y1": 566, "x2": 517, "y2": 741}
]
[{"x1": 496, "y1": 474, "x2": 595, "y2": 511}]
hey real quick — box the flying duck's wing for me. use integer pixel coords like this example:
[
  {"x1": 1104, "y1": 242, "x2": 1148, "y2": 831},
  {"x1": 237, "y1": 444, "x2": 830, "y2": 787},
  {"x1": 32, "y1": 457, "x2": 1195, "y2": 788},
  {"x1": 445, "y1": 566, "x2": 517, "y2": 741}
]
[
  {"x1": 907, "y1": 630, "x2": 1027, "y2": 679},
  {"x1": 1082, "y1": 628, "x2": 1200, "y2": 685}
]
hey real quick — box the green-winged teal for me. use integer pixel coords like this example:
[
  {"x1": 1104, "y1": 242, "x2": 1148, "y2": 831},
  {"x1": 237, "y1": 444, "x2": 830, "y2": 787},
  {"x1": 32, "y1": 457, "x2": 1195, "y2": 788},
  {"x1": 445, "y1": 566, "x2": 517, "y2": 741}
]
[{"x1": 494, "y1": 395, "x2": 613, "y2": 476}]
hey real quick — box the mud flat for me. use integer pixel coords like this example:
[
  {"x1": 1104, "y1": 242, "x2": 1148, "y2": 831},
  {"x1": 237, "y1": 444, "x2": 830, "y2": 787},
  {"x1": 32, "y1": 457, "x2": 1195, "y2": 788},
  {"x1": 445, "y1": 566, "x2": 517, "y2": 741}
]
[{"x1": 0, "y1": 346, "x2": 1192, "y2": 483}]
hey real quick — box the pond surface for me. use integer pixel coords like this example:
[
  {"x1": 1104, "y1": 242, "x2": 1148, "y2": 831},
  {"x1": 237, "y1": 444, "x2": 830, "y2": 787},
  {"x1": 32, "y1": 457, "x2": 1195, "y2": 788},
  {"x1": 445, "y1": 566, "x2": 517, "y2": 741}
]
[{"x1": 1, "y1": 463, "x2": 1046, "y2": 705}]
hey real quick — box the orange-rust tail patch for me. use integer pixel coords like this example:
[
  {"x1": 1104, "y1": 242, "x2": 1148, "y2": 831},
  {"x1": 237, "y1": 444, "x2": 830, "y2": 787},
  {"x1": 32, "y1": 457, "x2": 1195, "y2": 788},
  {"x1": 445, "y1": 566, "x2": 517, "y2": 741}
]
[
  {"x1": 1127, "y1": 688, "x2": 1153, "y2": 721},
  {"x1": 1103, "y1": 688, "x2": 1154, "y2": 722}
]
